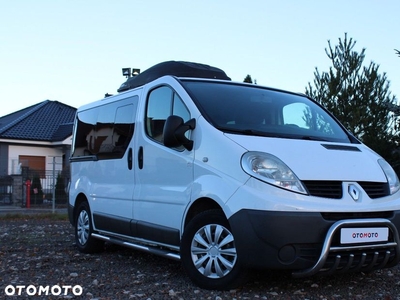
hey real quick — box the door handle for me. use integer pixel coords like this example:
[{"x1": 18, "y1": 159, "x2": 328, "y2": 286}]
[
  {"x1": 127, "y1": 148, "x2": 133, "y2": 170},
  {"x1": 138, "y1": 146, "x2": 143, "y2": 169}
]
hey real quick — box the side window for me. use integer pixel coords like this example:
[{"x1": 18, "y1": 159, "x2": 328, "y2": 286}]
[
  {"x1": 146, "y1": 86, "x2": 190, "y2": 143},
  {"x1": 73, "y1": 109, "x2": 97, "y2": 156},
  {"x1": 94, "y1": 103, "x2": 116, "y2": 155},
  {"x1": 146, "y1": 86, "x2": 173, "y2": 142},
  {"x1": 72, "y1": 96, "x2": 138, "y2": 159},
  {"x1": 113, "y1": 104, "x2": 136, "y2": 157},
  {"x1": 173, "y1": 93, "x2": 190, "y2": 122}
]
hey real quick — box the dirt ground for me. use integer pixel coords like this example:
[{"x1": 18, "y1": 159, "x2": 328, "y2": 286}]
[{"x1": 1, "y1": 214, "x2": 400, "y2": 299}]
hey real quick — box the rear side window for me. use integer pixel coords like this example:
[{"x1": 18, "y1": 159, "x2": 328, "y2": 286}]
[{"x1": 72, "y1": 96, "x2": 138, "y2": 159}]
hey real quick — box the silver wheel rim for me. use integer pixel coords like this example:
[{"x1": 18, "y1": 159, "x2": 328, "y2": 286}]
[
  {"x1": 190, "y1": 224, "x2": 237, "y2": 279},
  {"x1": 77, "y1": 209, "x2": 90, "y2": 245}
]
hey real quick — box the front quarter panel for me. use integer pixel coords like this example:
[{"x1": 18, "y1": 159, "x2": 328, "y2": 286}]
[{"x1": 189, "y1": 117, "x2": 250, "y2": 217}]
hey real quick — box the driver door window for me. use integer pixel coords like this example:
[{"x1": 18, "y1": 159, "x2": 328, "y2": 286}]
[{"x1": 146, "y1": 86, "x2": 190, "y2": 143}]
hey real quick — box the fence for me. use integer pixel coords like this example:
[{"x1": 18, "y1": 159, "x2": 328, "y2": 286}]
[
  {"x1": 26, "y1": 169, "x2": 69, "y2": 206},
  {"x1": 0, "y1": 169, "x2": 69, "y2": 207},
  {"x1": 0, "y1": 176, "x2": 13, "y2": 205}
]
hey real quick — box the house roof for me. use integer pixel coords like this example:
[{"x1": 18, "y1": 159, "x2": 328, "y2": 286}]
[{"x1": 0, "y1": 100, "x2": 76, "y2": 142}]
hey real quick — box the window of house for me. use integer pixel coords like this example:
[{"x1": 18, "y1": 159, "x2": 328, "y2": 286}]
[{"x1": 19, "y1": 155, "x2": 45, "y2": 177}]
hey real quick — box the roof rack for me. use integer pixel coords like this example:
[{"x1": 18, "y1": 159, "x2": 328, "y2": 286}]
[{"x1": 117, "y1": 60, "x2": 230, "y2": 92}]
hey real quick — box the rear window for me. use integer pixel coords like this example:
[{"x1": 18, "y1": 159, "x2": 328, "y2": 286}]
[{"x1": 181, "y1": 81, "x2": 351, "y2": 143}]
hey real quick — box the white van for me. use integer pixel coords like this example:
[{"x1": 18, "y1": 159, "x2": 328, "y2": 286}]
[{"x1": 68, "y1": 61, "x2": 400, "y2": 290}]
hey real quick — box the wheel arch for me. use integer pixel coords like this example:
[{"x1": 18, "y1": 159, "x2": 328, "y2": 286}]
[
  {"x1": 72, "y1": 193, "x2": 89, "y2": 224},
  {"x1": 180, "y1": 204, "x2": 248, "y2": 289},
  {"x1": 184, "y1": 197, "x2": 224, "y2": 229}
]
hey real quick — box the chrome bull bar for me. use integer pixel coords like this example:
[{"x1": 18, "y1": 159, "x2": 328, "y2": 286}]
[{"x1": 292, "y1": 218, "x2": 400, "y2": 278}]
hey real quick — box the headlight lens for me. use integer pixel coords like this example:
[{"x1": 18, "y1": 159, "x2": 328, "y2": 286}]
[
  {"x1": 241, "y1": 152, "x2": 307, "y2": 194},
  {"x1": 378, "y1": 159, "x2": 400, "y2": 195}
]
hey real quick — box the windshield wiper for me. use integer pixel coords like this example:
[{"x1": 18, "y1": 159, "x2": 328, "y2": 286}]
[
  {"x1": 300, "y1": 136, "x2": 328, "y2": 141},
  {"x1": 217, "y1": 127, "x2": 283, "y2": 138},
  {"x1": 217, "y1": 126, "x2": 330, "y2": 141}
]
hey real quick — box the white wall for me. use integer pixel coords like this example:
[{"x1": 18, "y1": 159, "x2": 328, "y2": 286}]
[{"x1": 8, "y1": 145, "x2": 64, "y2": 175}]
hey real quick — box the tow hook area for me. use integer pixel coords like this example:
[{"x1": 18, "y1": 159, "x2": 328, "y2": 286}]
[{"x1": 292, "y1": 218, "x2": 400, "y2": 278}]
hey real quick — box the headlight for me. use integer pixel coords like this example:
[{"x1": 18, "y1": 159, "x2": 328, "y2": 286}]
[
  {"x1": 241, "y1": 152, "x2": 307, "y2": 194},
  {"x1": 378, "y1": 159, "x2": 400, "y2": 195}
]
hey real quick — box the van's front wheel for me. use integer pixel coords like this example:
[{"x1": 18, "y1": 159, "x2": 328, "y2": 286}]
[
  {"x1": 75, "y1": 201, "x2": 104, "y2": 253},
  {"x1": 181, "y1": 209, "x2": 247, "y2": 290}
]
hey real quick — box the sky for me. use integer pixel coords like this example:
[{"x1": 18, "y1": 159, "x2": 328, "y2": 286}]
[{"x1": 1, "y1": 0, "x2": 399, "y2": 117}]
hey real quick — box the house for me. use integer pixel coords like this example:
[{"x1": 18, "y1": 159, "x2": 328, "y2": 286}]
[{"x1": 0, "y1": 100, "x2": 76, "y2": 205}]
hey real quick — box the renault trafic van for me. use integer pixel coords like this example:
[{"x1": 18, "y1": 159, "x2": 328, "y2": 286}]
[{"x1": 68, "y1": 61, "x2": 400, "y2": 290}]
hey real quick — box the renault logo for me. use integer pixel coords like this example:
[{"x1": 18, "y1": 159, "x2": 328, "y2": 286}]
[{"x1": 348, "y1": 184, "x2": 360, "y2": 201}]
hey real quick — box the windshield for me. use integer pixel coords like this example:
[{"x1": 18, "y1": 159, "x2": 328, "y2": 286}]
[{"x1": 181, "y1": 80, "x2": 352, "y2": 143}]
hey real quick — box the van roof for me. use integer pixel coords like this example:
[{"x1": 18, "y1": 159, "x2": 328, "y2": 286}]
[{"x1": 117, "y1": 61, "x2": 231, "y2": 92}]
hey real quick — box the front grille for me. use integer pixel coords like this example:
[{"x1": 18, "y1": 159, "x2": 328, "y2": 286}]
[
  {"x1": 302, "y1": 181, "x2": 390, "y2": 199},
  {"x1": 302, "y1": 181, "x2": 342, "y2": 199},
  {"x1": 358, "y1": 182, "x2": 390, "y2": 199}
]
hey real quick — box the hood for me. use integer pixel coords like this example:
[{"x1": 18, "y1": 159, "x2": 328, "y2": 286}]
[{"x1": 226, "y1": 134, "x2": 387, "y2": 182}]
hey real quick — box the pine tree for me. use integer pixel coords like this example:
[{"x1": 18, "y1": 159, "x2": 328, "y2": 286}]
[
  {"x1": 305, "y1": 33, "x2": 397, "y2": 163},
  {"x1": 243, "y1": 75, "x2": 253, "y2": 83},
  {"x1": 55, "y1": 173, "x2": 67, "y2": 204}
]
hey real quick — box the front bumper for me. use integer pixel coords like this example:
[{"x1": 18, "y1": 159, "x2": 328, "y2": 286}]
[{"x1": 229, "y1": 209, "x2": 400, "y2": 276}]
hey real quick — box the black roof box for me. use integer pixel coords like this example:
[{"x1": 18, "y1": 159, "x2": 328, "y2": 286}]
[{"x1": 117, "y1": 60, "x2": 231, "y2": 92}]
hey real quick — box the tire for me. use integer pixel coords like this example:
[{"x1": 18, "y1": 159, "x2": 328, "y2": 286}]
[
  {"x1": 75, "y1": 201, "x2": 104, "y2": 253},
  {"x1": 181, "y1": 209, "x2": 248, "y2": 290}
]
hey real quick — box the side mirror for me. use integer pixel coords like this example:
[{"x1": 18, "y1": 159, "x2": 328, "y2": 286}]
[{"x1": 163, "y1": 115, "x2": 196, "y2": 151}]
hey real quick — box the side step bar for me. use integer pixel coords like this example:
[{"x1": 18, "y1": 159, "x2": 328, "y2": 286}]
[{"x1": 91, "y1": 233, "x2": 181, "y2": 261}]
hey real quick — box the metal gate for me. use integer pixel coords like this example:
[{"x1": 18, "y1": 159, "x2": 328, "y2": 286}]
[{"x1": 0, "y1": 176, "x2": 13, "y2": 205}]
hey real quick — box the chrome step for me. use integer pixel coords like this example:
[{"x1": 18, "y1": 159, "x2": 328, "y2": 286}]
[{"x1": 91, "y1": 233, "x2": 181, "y2": 261}]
